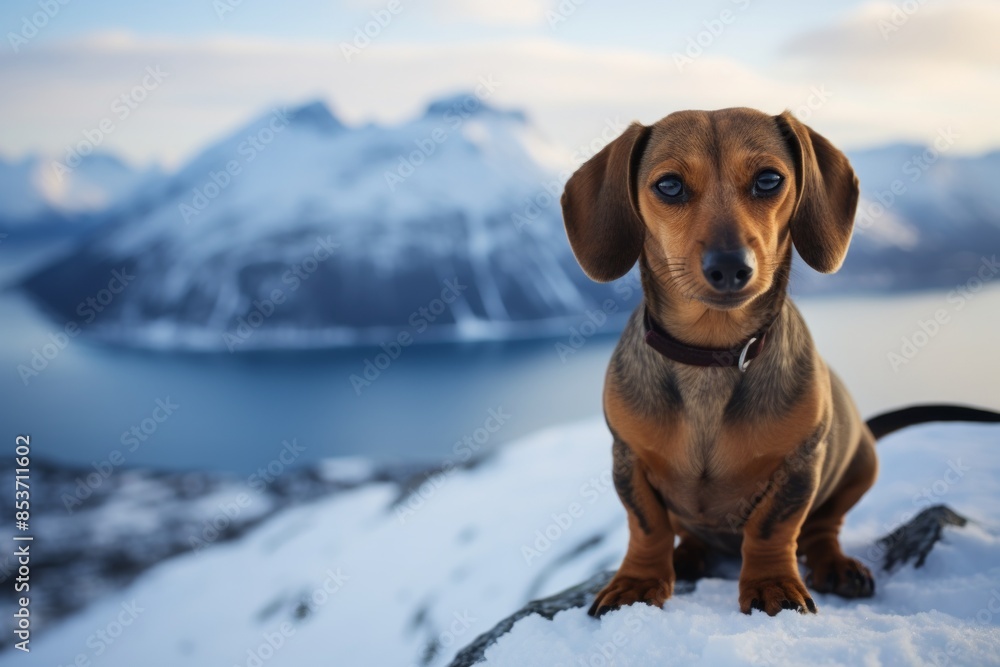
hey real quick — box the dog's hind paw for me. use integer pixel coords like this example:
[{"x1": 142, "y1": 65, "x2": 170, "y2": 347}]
[
  {"x1": 806, "y1": 554, "x2": 875, "y2": 598},
  {"x1": 673, "y1": 539, "x2": 709, "y2": 582}
]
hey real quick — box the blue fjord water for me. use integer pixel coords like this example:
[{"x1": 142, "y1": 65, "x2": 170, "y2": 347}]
[{"x1": 0, "y1": 288, "x2": 618, "y2": 475}]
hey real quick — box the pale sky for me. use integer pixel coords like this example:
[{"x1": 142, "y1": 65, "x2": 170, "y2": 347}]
[{"x1": 0, "y1": 0, "x2": 998, "y2": 169}]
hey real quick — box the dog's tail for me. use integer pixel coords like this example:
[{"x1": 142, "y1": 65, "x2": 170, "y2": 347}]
[{"x1": 866, "y1": 404, "x2": 1000, "y2": 440}]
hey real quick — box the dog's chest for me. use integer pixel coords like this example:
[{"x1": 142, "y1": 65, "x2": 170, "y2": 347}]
[
  {"x1": 674, "y1": 366, "x2": 740, "y2": 461},
  {"x1": 655, "y1": 367, "x2": 766, "y2": 524},
  {"x1": 605, "y1": 322, "x2": 791, "y2": 524}
]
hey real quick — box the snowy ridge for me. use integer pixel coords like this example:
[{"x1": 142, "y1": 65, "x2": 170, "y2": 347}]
[
  {"x1": 0, "y1": 455, "x2": 435, "y2": 636},
  {"x1": 0, "y1": 153, "x2": 160, "y2": 231},
  {"x1": 6, "y1": 418, "x2": 999, "y2": 666}
]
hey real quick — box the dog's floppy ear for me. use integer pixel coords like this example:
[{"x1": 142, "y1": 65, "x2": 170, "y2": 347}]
[
  {"x1": 561, "y1": 122, "x2": 650, "y2": 282},
  {"x1": 775, "y1": 111, "x2": 859, "y2": 274}
]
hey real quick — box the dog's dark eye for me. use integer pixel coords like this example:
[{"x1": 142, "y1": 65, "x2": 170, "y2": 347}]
[
  {"x1": 753, "y1": 170, "x2": 783, "y2": 195},
  {"x1": 655, "y1": 175, "x2": 685, "y2": 201}
]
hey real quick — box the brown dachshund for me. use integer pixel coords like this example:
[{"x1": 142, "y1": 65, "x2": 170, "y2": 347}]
[{"x1": 560, "y1": 107, "x2": 1000, "y2": 617}]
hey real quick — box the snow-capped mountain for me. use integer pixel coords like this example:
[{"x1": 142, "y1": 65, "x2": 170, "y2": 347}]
[
  {"x1": 16, "y1": 99, "x2": 1000, "y2": 350},
  {"x1": 0, "y1": 153, "x2": 161, "y2": 233},
  {"x1": 6, "y1": 418, "x2": 1000, "y2": 666},
  {"x1": 20, "y1": 97, "x2": 632, "y2": 350},
  {"x1": 796, "y1": 144, "x2": 1000, "y2": 293}
]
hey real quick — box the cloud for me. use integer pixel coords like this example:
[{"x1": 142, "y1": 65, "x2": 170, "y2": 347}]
[
  {"x1": 771, "y1": 0, "x2": 1000, "y2": 153},
  {"x1": 783, "y1": 0, "x2": 1000, "y2": 66},
  {"x1": 350, "y1": 0, "x2": 554, "y2": 26},
  {"x1": 429, "y1": 0, "x2": 552, "y2": 26},
  {"x1": 1, "y1": 24, "x2": 998, "y2": 169},
  {"x1": 0, "y1": 35, "x2": 815, "y2": 167}
]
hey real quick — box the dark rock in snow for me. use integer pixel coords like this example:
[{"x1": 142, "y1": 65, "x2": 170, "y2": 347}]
[
  {"x1": 446, "y1": 571, "x2": 613, "y2": 667},
  {"x1": 877, "y1": 504, "x2": 969, "y2": 571}
]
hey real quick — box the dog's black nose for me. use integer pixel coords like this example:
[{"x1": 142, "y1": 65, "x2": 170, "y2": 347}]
[{"x1": 701, "y1": 248, "x2": 755, "y2": 292}]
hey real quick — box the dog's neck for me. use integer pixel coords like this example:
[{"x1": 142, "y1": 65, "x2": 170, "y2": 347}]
[{"x1": 639, "y1": 250, "x2": 790, "y2": 350}]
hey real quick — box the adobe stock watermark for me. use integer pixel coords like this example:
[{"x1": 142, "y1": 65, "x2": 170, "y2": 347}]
[
  {"x1": 395, "y1": 407, "x2": 512, "y2": 524},
  {"x1": 911, "y1": 460, "x2": 970, "y2": 511},
  {"x1": 511, "y1": 116, "x2": 627, "y2": 233},
  {"x1": 546, "y1": 0, "x2": 586, "y2": 29},
  {"x1": 520, "y1": 469, "x2": 614, "y2": 565},
  {"x1": 877, "y1": 0, "x2": 927, "y2": 41},
  {"x1": 50, "y1": 66, "x2": 168, "y2": 181},
  {"x1": 52, "y1": 600, "x2": 145, "y2": 666},
  {"x1": 790, "y1": 85, "x2": 833, "y2": 122},
  {"x1": 213, "y1": 0, "x2": 247, "y2": 20},
  {"x1": 902, "y1": 586, "x2": 1000, "y2": 667},
  {"x1": 61, "y1": 397, "x2": 180, "y2": 513},
  {"x1": 222, "y1": 235, "x2": 339, "y2": 351},
  {"x1": 188, "y1": 438, "x2": 307, "y2": 553},
  {"x1": 863, "y1": 458, "x2": 970, "y2": 568},
  {"x1": 752, "y1": 622, "x2": 809, "y2": 667},
  {"x1": 556, "y1": 271, "x2": 641, "y2": 363},
  {"x1": 887, "y1": 255, "x2": 999, "y2": 371},
  {"x1": 861, "y1": 458, "x2": 972, "y2": 592},
  {"x1": 966, "y1": 589, "x2": 1000, "y2": 639},
  {"x1": 425, "y1": 610, "x2": 477, "y2": 664},
  {"x1": 231, "y1": 568, "x2": 347, "y2": 667},
  {"x1": 722, "y1": 429, "x2": 824, "y2": 534},
  {"x1": 16, "y1": 267, "x2": 135, "y2": 386},
  {"x1": 179, "y1": 107, "x2": 290, "y2": 224},
  {"x1": 294, "y1": 567, "x2": 350, "y2": 620},
  {"x1": 349, "y1": 277, "x2": 467, "y2": 395},
  {"x1": 576, "y1": 603, "x2": 659, "y2": 667},
  {"x1": 383, "y1": 77, "x2": 501, "y2": 192},
  {"x1": 7, "y1": 0, "x2": 72, "y2": 54},
  {"x1": 339, "y1": 0, "x2": 403, "y2": 62},
  {"x1": 555, "y1": 301, "x2": 620, "y2": 363},
  {"x1": 672, "y1": 0, "x2": 753, "y2": 72},
  {"x1": 234, "y1": 623, "x2": 296, "y2": 667},
  {"x1": 855, "y1": 127, "x2": 958, "y2": 233}
]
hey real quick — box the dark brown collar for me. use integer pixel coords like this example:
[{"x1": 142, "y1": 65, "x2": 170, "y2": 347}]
[{"x1": 643, "y1": 307, "x2": 774, "y2": 372}]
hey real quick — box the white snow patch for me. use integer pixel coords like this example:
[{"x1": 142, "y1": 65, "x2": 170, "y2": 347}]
[{"x1": 8, "y1": 421, "x2": 1000, "y2": 667}]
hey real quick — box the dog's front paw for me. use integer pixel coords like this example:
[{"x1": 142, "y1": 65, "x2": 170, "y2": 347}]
[
  {"x1": 739, "y1": 575, "x2": 817, "y2": 616},
  {"x1": 806, "y1": 554, "x2": 875, "y2": 598},
  {"x1": 588, "y1": 575, "x2": 673, "y2": 618}
]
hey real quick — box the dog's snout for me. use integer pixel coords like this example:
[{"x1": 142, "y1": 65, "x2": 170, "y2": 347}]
[{"x1": 701, "y1": 248, "x2": 755, "y2": 293}]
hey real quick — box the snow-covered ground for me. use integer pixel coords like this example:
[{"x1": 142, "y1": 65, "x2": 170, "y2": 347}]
[
  {"x1": 481, "y1": 425, "x2": 1000, "y2": 666},
  {"x1": 10, "y1": 416, "x2": 1000, "y2": 666}
]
